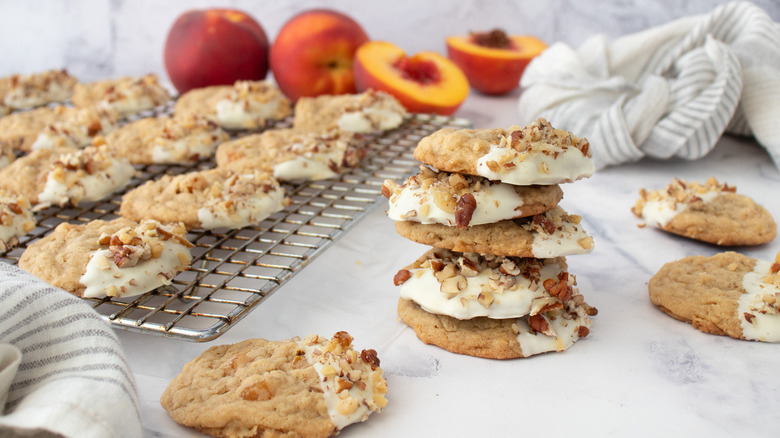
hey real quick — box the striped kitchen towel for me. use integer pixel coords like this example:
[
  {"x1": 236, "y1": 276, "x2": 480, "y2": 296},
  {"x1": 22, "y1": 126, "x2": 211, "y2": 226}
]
[
  {"x1": 0, "y1": 262, "x2": 142, "y2": 438},
  {"x1": 518, "y1": 1, "x2": 780, "y2": 169}
]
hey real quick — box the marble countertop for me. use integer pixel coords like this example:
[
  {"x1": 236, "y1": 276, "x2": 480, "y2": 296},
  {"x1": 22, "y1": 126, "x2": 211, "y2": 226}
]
[{"x1": 120, "y1": 90, "x2": 780, "y2": 437}]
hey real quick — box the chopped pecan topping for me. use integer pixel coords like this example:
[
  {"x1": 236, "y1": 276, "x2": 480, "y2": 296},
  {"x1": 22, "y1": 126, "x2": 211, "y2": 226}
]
[
  {"x1": 333, "y1": 331, "x2": 354, "y2": 349},
  {"x1": 528, "y1": 314, "x2": 549, "y2": 334},
  {"x1": 360, "y1": 349, "x2": 381, "y2": 370},
  {"x1": 393, "y1": 269, "x2": 412, "y2": 286},
  {"x1": 577, "y1": 326, "x2": 590, "y2": 338},
  {"x1": 454, "y1": 193, "x2": 477, "y2": 228},
  {"x1": 744, "y1": 312, "x2": 755, "y2": 324},
  {"x1": 533, "y1": 213, "x2": 556, "y2": 234}
]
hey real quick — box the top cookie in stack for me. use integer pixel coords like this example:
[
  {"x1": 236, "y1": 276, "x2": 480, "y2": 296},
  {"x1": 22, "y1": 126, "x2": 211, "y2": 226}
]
[{"x1": 384, "y1": 118, "x2": 598, "y2": 359}]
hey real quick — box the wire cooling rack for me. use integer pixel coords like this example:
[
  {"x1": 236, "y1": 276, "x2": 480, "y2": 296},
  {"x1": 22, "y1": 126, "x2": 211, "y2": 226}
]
[{"x1": 2, "y1": 107, "x2": 471, "y2": 341}]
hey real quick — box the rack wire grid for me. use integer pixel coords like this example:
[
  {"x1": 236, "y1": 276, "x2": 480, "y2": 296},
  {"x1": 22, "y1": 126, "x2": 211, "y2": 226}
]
[{"x1": 1, "y1": 104, "x2": 472, "y2": 341}]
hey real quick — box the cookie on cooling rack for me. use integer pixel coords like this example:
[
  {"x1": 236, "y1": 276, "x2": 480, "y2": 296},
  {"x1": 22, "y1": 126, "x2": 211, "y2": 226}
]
[
  {"x1": 31, "y1": 105, "x2": 119, "y2": 150},
  {"x1": 18, "y1": 218, "x2": 192, "y2": 298},
  {"x1": 71, "y1": 74, "x2": 170, "y2": 116},
  {"x1": 0, "y1": 106, "x2": 63, "y2": 152},
  {"x1": 216, "y1": 128, "x2": 365, "y2": 181},
  {"x1": 105, "y1": 115, "x2": 228, "y2": 164},
  {"x1": 160, "y1": 331, "x2": 387, "y2": 438},
  {"x1": 174, "y1": 80, "x2": 291, "y2": 130},
  {"x1": 394, "y1": 206, "x2": 593, "y2": 258},
  {"x1": 382, "y1": 165, "x2": 563, "y2": 228},
  {"x1": 0, "y1": 68, "x2": 77, "y2": 109},
  {"x1": 413, "y1": 118, "x2": 594, "y2": 185},
  {"x1": 293, "y1": 90, "x2": 406, "y2": 133},
  {"x1": 0, "y1": 144, "x2": 134, "y2": 206},
  {"x1": 632, "y1": 177, "x2": 776, "y2": 246},
  {"x1": 120, "y1": 168, "x2": 287, "y2": 230},
  {"x1": 0, "y1": 193, "x2": 35, "y2": 253},
  {"x1": 649, "y1": 251, "x2": 780, "y2": 342}
]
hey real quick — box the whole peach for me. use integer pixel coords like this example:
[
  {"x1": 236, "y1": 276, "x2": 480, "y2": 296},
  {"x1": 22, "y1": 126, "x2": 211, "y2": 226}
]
[
  {"x1": 270, "y1": 9, "x2": 369, "y2": 101},
  {"x1": 164, "y1": 9, "x2": 269, "y2": 94}
]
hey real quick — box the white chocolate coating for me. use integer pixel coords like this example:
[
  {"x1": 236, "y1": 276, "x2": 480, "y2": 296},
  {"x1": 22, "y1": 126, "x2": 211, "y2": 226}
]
[
  {"x1": 475, "y1": 143, "x2": 594, "y2": 185},
  {"x1": 152, "y1": 131, "x2": 223, "y2": 164},
  {"x1": 216, "y1": 99, "x2": 283, "y2": 130},
  {"x1": 529, "y1": 207, "x2": 594, "y2": 258},
  {"x1": 640, "y1": 191, "x2": 718, "y2": 227},
  {"x1": 515, "y1": 302, "x2": 592, "y2": 356},
  {"x1": 37, "y1": 156, "x2": 135, "y2": 206},
  {"x1": 80, "y1": 239, "x2": 191, "y2": 299},
  {"x1": 338, "y1": 108, "x2": 403, "y2": 133},
  {"x1": 739, "y1": 260, "x2": 780, "y2": 342},
  {"x1": 299, "y1": 341, "x2": 384, "y2": 430},
  {"x1": 387, "y1": 182, "x2": 525, "y2": 226},
  {"x1": 400, "y1": 258, "x2": 567, "y2": 319},
  {"x1": 197, "y1": 176, "x2": 286, "y2": 229},
  {"x1": 273, "y1": 148, "x2": 343, "y2": 181}
]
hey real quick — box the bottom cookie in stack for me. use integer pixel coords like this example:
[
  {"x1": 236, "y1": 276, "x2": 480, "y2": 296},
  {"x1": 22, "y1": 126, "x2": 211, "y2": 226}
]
[{"x1": 393, "y1": 248, "x2": 597, "y2": 359}]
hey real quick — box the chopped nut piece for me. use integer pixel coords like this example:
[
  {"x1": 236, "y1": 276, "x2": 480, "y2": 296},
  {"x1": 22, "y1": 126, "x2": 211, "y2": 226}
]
[{"x1": 393, "y1": 269, "x2": 412, "y2": 286}]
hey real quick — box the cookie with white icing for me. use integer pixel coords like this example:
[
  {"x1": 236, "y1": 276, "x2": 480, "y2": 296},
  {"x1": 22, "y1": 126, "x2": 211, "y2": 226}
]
[
  {"x1": 0, "y1": 144, "x2": 134, "y2": 206},
  {"x1": 0, "y1": 193, "x2": 35, "y2": 253},
  {"x1": 0, "y1": 68, "x2": 77, "y2": 109},
  {"x1": 382, "y1": 165, "x2": 563, "y2": 228},
  {"x1": 398, "y1": 296, "x2": 595, "y2": 359},
  {"x1": 293, "y1": 90, "x2": 406, "y2": 134},
  {"x1": 395, "y1": 206, "x2": 593, "y2": 257},
  {"x1": 649, "y1": 251, "x2": 780, "y2": 342},
  {"x1": 36, "y1": 144, "x2": 135, "y2": 206},
  {"x1": 160, "y1": 331, "x2": 387, "y2": 438},
  {"x1": 0, "y1": 106, "x2": 62, "y2": 152},
  {"x1": 31, "y1": 105, "x2": 119, "y2": 150},
  {"x1": 71, "y1": 74, "x2": 170, "y2": 116},
  {"x1": 394, "y1": 248, "x2": 585, "y2": 320},
  {"x1": 216, "y1": 128, "x2": 365, "y2": 181},
  {"x1": 413, "y1": 118, "x2": 594, "y2": 185},
  {"x1": 120, "y1": 168, "x2": 287, "y2": 230},
  {"x1": 632, "y1": 177, "x2": 776, "y2": 246},
  {"x1": 106, "y1": 115, "x2": 228, "y2": 164},
  {"x1": 174, "y1": 81, "x2": 291, "y2": 130},
  {"x1": 18, "y1": 218, "x2": 192, "y2": 298}
]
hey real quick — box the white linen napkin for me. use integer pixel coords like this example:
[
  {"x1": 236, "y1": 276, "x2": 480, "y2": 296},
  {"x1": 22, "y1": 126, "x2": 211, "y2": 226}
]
[
  {"x1": 0, "y1": 262, "x2": 142, "y2": 438},
  {"x1": 518, "y1": 1, "x2": 780, "y2": 169}
]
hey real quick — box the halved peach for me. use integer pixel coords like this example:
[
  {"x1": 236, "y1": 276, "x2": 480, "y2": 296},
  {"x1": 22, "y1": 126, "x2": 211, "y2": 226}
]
[
  {"x1": 446, "y1": 30, "x2": 546, "y2": 95},
  {"x1": 354, "y1": 41, "x2": 468, "y2": 116}
]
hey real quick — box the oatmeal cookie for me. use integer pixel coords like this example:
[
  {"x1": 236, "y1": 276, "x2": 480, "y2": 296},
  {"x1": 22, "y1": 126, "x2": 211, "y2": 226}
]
[
  {"x1": 632, "y1": 177, "x2": 776, "y2": 246},
  {"x1": 0, "y1": 106, "x2": 62, "y2": 152},
  {"x1": 18, "y1": 218, "x2": 192, "y2": 298},
  {"x1": 120, "y1": 168, "x2": 287, "y2": 230},
  {"x1": 397, "y1": 297, "x2": 595, "y2": 359},
  {"x1": 0, "y1": 68, "x2": 77, "y2": 109},
  {"x1": 160, "y1": 331, "x2": 387, "y2": 438},
  {"x1": 293, "y1": 90, "x2": 406, "y2": 133},
  {"x1": 413, "y1": 118, "x2": 594, "y2": 185},
  {"x1": 174, "y1": 81, "x2": 291, "y2": 130},
  {"x1": 648, "y1": 251, "x2": 780, "y2": 342},
  {"x1": 0, "y1": 193, "x2": 35, "y2": 253},
  {"x1": 71, "y1": 74, "x2": 170, "y2": 116},
  {"x1": 216, "y1": 128, "x2": 365, "y2": 181},
  {"x1": 382, "y1": 165, "x2": 563, "y2": 228},
  {"x1": 105, "y1": 115, "x2": 228, "y2": 164},
  {"x1": 395, "y1": 206, "x2": 593, "y2": 257}
]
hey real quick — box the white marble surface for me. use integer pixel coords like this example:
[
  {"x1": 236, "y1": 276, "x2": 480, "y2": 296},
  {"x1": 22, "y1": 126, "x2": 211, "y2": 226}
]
[{"x1": 116, "y1": 90, "x2": 780, "y2": 437}]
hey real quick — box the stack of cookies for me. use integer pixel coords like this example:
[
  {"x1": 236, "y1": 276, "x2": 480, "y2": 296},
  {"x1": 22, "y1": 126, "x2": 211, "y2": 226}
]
[{"x1": 383, "y1": 118, "x2": 598, "y2": 359}]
